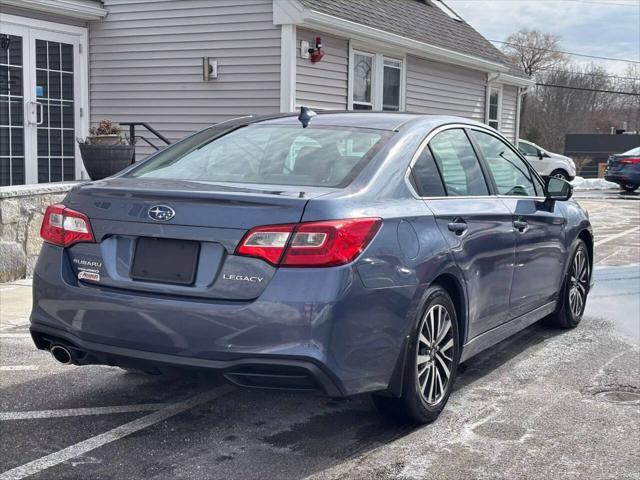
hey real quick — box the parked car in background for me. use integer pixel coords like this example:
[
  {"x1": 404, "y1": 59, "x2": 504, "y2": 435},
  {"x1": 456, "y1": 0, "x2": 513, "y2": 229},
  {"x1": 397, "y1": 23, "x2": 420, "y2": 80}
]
[
  {"x1": 31, "y1": 112, "x2": 593, "y2": 425},
  {"x1": 604, "y1": 146, "x2": 640, "y2": 192},
  {"x1": 518, "y1": 140, "x2": 576, "y2": 181}
]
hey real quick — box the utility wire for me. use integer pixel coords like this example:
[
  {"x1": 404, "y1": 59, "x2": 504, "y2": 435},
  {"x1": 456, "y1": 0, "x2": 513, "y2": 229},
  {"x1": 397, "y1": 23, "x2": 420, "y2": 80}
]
[
  {"x1": 546, "y1": 70, "x2": 640, "y2": 81},
  {"x1": 491, "y1": 39, "x2": 640, "y2": 64},
  {"x1": 535, "y1": 83, "x2": 640, "y2": 95},
  {"x1": 565, "y1": 0, "x2": 640, "y2": 7}
]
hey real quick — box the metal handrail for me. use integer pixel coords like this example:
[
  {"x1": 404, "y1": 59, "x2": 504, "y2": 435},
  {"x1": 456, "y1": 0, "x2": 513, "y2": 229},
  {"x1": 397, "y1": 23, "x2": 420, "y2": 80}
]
[{"x1": 119, "y1": 122, "x2": 171, "y2": 162}]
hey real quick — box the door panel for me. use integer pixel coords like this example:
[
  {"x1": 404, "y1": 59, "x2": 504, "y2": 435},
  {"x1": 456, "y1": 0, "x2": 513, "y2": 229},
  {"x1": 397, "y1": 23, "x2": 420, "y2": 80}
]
[
  {"x1": 0, "y1": 32, "x2": 26, "y2": 186},
  {"x1": 34, "y1": 38, "x2": 76, "y2": 183},
  {"x1": 426, "y1": 198, "x2": 516, "y2": 339},
  {"x1": 501, "y1": 198, "x2": 566, "y2": 316}
]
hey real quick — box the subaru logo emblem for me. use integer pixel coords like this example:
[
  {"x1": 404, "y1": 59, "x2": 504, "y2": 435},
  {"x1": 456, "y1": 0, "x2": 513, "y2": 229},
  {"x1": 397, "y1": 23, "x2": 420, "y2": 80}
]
[{"x1": 148, "y1": 205, "x2": 175, "y2": 222}]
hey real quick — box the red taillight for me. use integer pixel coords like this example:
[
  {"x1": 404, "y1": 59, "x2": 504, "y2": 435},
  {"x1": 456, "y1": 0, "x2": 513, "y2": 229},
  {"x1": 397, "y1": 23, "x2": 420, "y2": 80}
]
[
  {"x1": 40, "y1": 204, "x2": 95, "y2": 247},
  {"x1": 236, "y1": 218, "x2": 382, "y2": 267},
  {"x1": 620, "y1": 157, "x2": 640, "y2": 165}
]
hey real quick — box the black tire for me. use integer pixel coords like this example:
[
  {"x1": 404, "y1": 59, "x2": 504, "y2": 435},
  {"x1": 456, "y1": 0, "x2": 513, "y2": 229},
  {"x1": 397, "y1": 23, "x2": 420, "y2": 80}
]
[
  {"x1": 550, "y1": 169, "x2": 569, "y2": 181},
  {"x1": 622, "y1": 184, "x2": 639, "y2": 193},
  {"x1": 546, "y1": 239, "x2": 590, "y2": 329},
  {"x1": 372, "y1": 286, "x2": 460, "y2": 424}
]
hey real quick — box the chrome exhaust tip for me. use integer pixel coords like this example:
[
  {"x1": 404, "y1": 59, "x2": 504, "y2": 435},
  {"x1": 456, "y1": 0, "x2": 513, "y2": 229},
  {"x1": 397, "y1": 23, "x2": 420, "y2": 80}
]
[{"x1": 50, "y1": 345, "x2": 72, "y2": 365}]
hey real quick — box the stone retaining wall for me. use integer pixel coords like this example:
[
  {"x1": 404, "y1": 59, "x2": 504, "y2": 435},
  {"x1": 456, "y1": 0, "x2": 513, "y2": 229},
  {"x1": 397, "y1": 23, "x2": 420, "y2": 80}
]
[{"x1": 0, "y1": 183, "x2": 79, "y2": 282}]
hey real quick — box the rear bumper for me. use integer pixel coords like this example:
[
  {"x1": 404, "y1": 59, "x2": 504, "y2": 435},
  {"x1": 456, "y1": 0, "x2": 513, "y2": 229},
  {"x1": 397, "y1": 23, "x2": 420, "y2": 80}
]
[
  {"x1": 605, "y1": 169, "x2": 640, "y2": 186},
  {"x1": 31, "y1": 243, "x2": 415, "y2": 397},
  {"x1": 30, "y1": 324, "x2": 343, "y2": 395}
]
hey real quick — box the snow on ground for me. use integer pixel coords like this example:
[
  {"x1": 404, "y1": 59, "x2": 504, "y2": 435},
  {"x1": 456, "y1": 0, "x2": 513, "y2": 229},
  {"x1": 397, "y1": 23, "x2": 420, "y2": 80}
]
[{"x1": 570, "y1": 176, "x2": 618, "y2": 190}]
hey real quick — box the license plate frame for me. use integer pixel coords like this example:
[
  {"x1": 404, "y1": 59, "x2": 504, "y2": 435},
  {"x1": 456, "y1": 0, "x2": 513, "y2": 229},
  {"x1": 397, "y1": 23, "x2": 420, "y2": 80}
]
[{"x1": 131, "y1": 237, "x2": 200, "y2": 286}]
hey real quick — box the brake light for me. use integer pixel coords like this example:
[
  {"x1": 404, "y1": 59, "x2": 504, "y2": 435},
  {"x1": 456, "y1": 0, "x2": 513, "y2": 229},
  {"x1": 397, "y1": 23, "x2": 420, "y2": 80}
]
[
  {"x1": 236, "y1": 218, "x2": 382, "y2": 267},
  {"x1": 40, "y1": 204, "x2": 95, "y2": 247},
  {"x1": 620, "y1": 157, "x2": 640, "y2": 165}
]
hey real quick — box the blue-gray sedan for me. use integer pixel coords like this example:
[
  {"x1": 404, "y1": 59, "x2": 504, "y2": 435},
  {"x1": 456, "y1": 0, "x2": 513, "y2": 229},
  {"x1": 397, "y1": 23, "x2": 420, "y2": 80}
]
[{"x1": 30, "y1": 111, "x2": 593, "y2": 424}]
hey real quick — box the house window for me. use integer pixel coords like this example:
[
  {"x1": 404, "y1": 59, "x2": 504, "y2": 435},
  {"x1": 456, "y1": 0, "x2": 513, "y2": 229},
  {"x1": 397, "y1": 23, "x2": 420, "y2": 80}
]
[
  {"x1": 351, "y1": 50, "x2": 403, "y2": 111},
  {"x1": 353, "y1": 52, "x2": 373, "y2": 110},
  {"x1": 488, "y1": 86, "x2": 500, "y2": 130},
  {"x1": 383, "y1": 58, "x2": 401, "y2": 111}
]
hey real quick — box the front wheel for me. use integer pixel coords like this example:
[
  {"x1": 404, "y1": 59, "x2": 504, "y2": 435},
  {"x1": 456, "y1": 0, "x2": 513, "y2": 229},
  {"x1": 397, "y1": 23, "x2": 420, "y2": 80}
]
[
  {"x1": 622, "y1": 184, "x2": 639, "y2": 192},
  {"x1": 550, "y1": 169, "x2": 569, "y2": 181},
  {"x1": 372, "y1": 286, "x2": 460, "y2": 424},
  {"x1": 546, "y1": 240, "x2": 590, "y2": 329}
]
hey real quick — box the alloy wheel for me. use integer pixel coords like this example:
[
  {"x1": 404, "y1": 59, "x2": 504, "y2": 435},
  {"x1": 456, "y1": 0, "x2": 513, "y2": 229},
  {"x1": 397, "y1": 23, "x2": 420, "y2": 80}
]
[
  {"x1": 569, "y1": 249, "x2": 588, "y2": 317},
  {"x1": 416, "y1": 304, "x2": 454, "y2": 405},
  {"x1": 554, "y1": 172, "x2": 568, "y2": 180}
]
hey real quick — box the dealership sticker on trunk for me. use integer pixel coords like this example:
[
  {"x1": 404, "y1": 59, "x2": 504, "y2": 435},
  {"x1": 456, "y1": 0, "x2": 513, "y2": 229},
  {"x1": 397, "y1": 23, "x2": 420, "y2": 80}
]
[{"x1": 73, "y1": 258, "x2": 102, "y2": 282}]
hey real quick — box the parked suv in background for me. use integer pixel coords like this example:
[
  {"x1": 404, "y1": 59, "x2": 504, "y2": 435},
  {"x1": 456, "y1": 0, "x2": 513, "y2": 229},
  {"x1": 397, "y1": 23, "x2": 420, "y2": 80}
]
[
  {"x1": 518, "y1": 139, "x2": 576, "y2": 181},
  {"x1": 31, "y1": 112, "x2": 593, "y2": 424},
  {"x1": 605, "y1": 146, "x2": 640, "y2": 192}
]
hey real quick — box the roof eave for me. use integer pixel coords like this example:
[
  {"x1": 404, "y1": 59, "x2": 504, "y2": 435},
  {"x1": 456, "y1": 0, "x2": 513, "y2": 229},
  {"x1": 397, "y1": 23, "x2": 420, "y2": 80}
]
[
  {"x1": 1, "y1": 0, "x2": 107, "y2": 20},
  {"x1": 274, "y1": 0, "x2": 525, "y2": 77}
]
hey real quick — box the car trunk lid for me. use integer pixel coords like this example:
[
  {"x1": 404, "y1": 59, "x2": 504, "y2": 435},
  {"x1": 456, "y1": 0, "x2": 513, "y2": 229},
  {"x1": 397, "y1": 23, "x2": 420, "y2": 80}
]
[{"x1": 62, "y1": 178, "x2": 333, "y2": 300}]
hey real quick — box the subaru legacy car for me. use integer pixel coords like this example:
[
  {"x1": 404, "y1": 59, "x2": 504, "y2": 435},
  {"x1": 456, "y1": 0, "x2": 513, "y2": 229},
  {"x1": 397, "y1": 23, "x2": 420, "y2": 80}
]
[
  {"x1": 31, "y1": 112, "x2": 593, "y2": 424},
  {"x1": 605, "y1": 146, "x2": 640, "y2": 192}
]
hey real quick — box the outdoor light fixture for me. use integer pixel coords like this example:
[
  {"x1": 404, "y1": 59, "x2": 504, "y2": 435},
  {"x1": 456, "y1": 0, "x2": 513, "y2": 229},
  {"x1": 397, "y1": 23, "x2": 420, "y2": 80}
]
[{"x1": 309, "y1": 36, "x2": 324, "y2": 63}]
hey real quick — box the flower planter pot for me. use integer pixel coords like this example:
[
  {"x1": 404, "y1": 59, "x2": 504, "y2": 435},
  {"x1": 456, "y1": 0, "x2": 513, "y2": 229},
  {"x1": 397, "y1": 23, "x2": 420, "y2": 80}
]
[
  {"x1": 88, "y1": 135, "x2": 122, "y2": 145},
  {"x1": 79, "y1": 143, "x2": 135, "y2": 180}
]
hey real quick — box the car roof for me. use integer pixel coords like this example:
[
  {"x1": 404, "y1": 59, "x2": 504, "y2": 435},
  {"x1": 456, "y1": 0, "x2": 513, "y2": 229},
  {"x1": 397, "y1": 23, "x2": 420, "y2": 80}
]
[{"x1": 246, "y1": 111, "x2": 483, "y2": 132}]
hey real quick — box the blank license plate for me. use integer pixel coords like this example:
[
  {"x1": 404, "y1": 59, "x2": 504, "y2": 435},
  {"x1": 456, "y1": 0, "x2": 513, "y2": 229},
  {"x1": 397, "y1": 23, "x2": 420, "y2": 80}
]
[{"x1": 131, "y1": 237, "x2": 200, "y2": 285}]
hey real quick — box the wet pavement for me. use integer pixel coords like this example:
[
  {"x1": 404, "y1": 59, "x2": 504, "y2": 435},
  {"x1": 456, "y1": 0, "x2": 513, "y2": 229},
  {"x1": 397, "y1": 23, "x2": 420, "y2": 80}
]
[{"x1": 1, "y1": 196, "x2": 638, "y2": 480}]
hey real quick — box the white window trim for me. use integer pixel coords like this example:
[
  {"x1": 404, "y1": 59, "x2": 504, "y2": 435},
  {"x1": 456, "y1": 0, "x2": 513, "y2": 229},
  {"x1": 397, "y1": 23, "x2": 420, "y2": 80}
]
[
  {"x1": 485, "y1": 83, "x2": 502, "y2": 130},
  {"x1": 348, "y1": 42, "x2": 406, "y2": 111}
]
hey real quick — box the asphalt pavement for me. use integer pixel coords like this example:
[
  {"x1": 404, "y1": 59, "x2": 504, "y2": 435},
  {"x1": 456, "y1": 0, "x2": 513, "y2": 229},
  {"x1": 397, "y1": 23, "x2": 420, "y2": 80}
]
[{"x1": 1, "y1": 195, "x2": 638, "y2": 480}]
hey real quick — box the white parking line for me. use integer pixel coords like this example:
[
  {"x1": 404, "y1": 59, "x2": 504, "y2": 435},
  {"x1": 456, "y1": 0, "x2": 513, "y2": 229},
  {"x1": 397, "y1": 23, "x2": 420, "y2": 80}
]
[
  {"x1": 0, "y1": 366, "x2": 39, "y2": 371},
  {"x1": 594, "y1": 226, "x2": 640, "y2": 247},
  {"x1": 0, "y1": 403, "x2": 170, "y2": 421},
  {"x1": 0, "y1": 385, "x2": 235, "y2": 480}
]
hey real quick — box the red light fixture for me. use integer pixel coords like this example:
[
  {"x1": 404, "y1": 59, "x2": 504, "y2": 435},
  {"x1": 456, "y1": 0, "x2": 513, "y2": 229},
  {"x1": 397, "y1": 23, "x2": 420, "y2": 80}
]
[
  {"x1": 236, "y1": 218, "x2": 382, "y2": 267},
  {"x1": 40, "y1": 204, "x2": 95, "y2": 247},
  {"x1": 309, "y1": 36, "x2": 325, "y2": 63}
]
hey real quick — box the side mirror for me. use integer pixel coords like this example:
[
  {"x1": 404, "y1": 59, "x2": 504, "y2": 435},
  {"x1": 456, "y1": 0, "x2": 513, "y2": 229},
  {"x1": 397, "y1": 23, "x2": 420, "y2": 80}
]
[
  {"x1": 546, "y1": 176, "x2": 572, "y2": 201},
  {"x1": 537, "y1": 150, "x2": 544, "y2": 160}
]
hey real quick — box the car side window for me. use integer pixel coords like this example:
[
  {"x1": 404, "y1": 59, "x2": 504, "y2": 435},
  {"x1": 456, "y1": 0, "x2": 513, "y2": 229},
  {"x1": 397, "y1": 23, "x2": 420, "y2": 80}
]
[
  {"x1": 428, "y1": 129, "x2": 489, "y2": 196},
  {"x1": 410, "y1": 146, "x2": 446, "y2": 197},
  {"x1": 471, "y1": 130, "x2": 537, "y2": 197},
  {"x1": 518, "y1": 142, "x2": 538, "y2": 156}
]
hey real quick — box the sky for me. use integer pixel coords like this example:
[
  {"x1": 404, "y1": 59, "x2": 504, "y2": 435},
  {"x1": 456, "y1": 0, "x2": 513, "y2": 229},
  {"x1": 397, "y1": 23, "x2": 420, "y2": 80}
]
[{"x1": 446, "y1": 0, "x2": 640, "y2": 75}]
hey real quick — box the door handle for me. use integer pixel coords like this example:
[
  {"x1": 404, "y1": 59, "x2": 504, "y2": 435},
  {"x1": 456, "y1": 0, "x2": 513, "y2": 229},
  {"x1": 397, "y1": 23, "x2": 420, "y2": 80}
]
[
  {"x1": 513, "y1": 219, "x2": 528, "y2": 232},
  {"x1": 27, "y1": 101, "x2": 44, "y2": 125},
  {"x1": 448, "y1": 219, "x2": 468, "y2": 235}
]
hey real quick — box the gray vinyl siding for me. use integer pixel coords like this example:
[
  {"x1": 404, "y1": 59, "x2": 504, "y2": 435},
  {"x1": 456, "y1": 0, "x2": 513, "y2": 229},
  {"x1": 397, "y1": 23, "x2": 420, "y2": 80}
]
[
  {"x1": 89, "y1": 0, "x2": 281, "y2": 156},
  {"x1": 296, "y1": 28, "x2": 348, "y2": 110},
  {"x1": 406, "y1": 55, "x2": 486, "y2": 121},
  {"x1": 500, "y1": 85, "x2": 518, "y2": 142}
]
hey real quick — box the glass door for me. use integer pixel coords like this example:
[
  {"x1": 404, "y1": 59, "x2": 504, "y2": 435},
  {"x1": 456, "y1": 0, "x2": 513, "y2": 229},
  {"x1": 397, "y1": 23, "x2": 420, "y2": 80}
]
[
  {"x1": 33, "y1": 36, "x2": 76, "y2": 183},
  {"x1": 0, "y1": 17, "x2": 85, "y2": 186},
  {"x1": 0, "y1": 27, "x2": 27, "y2": 186}
]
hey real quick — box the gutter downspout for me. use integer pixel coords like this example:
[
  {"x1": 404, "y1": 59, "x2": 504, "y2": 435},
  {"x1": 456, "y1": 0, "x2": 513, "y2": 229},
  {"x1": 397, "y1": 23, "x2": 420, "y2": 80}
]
[{"x1": 515, "y1": 86, "x2": 529, "y2": 143}]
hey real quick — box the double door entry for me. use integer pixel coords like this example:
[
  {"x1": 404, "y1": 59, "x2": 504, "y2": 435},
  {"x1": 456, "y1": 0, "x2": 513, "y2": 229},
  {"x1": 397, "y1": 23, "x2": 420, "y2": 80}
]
[{"x1": 1, "y1": 18, "x2": 86, "y2": 186}]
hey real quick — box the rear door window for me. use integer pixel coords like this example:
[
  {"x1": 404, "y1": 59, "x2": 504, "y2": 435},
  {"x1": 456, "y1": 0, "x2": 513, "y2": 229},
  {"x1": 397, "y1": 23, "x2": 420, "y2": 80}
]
[
  {"x1": 471, "y1": 130, "x2": 538, "y2": 197},
  {"x1": 428, "y1": 129, "x2": 489, "y2": 196}
]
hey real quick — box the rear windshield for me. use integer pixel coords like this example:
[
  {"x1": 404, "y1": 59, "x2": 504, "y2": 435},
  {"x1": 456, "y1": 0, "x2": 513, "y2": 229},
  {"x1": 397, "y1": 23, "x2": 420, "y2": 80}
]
[{"x1": 128, "y1": 125, "x2": 388, "y2": 188}]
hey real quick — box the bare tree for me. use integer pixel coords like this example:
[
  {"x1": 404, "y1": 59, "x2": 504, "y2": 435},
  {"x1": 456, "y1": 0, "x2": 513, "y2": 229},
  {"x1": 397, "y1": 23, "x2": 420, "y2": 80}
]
[{"x1": 502, "y1": 29, "x2": 567, "y2": 77}]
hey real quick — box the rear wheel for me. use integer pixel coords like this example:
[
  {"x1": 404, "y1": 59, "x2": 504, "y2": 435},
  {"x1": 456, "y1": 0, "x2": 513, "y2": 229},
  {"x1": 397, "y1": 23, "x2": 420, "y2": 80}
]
[
  {"x1": 622, "y1": 184, "x2": 638, "y2": 192},
  {"x1": 373, "y1": 286, "x2": 460, "y2": 424},
  {"x1": 547, "y1": 240, "x2": 589, "y2": 329},
  {"x1": 550, "y1": 169, "x2": 569, "y2": 180}
]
